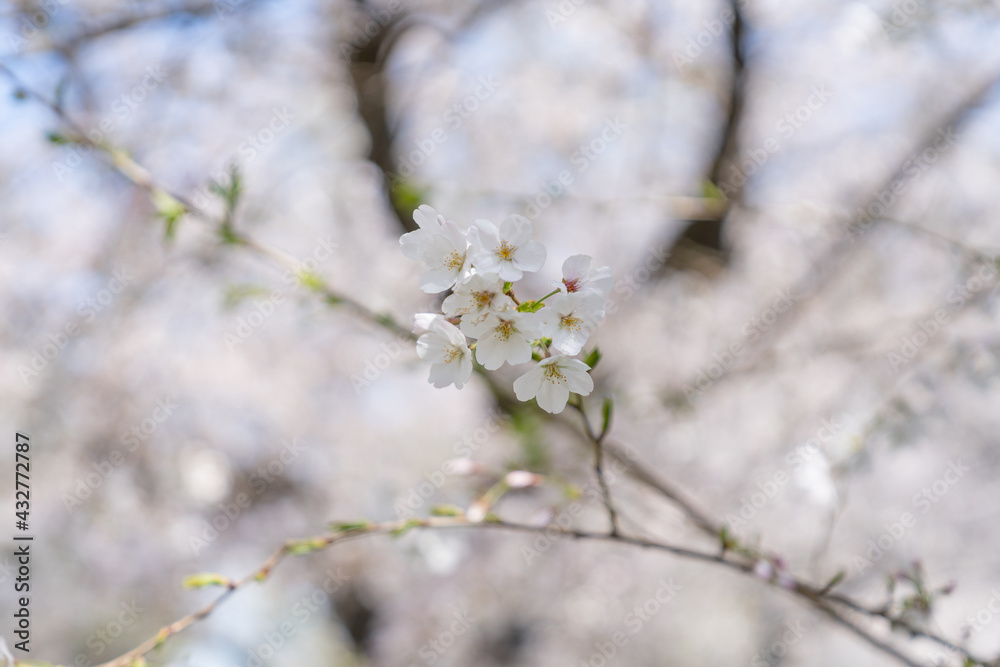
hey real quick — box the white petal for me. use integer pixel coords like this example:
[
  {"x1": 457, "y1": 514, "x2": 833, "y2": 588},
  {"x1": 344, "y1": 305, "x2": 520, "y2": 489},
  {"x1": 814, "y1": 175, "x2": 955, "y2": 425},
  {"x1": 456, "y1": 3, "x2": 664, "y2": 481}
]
[
  {"x1": 577, "y1": 294, "x2": 607, "y2": 323},
  {"x1": 586, "y1": 265, "x2": 615, "y2": 296},
  {"x1": 427, "y1": 361, "x2": 455, "y2": 387},
  {"x1": 424, "y1": 233, "x2": 462, "y2": 267},
  {"x1": 476, "y1": 271, "x2": 504, "y2": 284},
  {"x1": 565, "y1": 368, "x2": 594, "y2": 395},
  {"x1": 471, "y1": 250, "x2": 502, "y2": 275},
  {"x1": 491, "y1": 293, "x2": 516, "y2": 314},
  {"x1": 537, "y1": 308, "x2": 558, "y2": 338},
  {"x1": 459, "y1": 313, "x2": 490, "y2": 336},
  {"x1": 475, "y1": 335, "x2": 509, "y2": 370},
  {"x1": 440, "y1": 292, "x2": 464, "y2": 318},
  {"x1": 413, "y1": 313, "x2": 441, "y2": 334},
  {"x1": 465, "y1": 224, "x2": 484, "y2": 253},
  {"x1": 463, "y1": 313, "x2": 497, "y2": 338},
  {"x1": 562, "y1": 254, "x2": 592, "y2": 281},
  {"x1": 416, "y1": 332, "x2": 448, "y2": 362},
  {"x1": 420, "y1": 268, "x2": 459, "y2": 293},
  {"x1": 441, "y1": 219, "x2": 468, "y2": 251},
  {"x1": 435, "y1": 318, "x2": 469, "y2": 348},
  {"x1": 399, "y1": 229, "x2": 431, "y2": 261},
  {"x1": 513, "y1": 240, "x2": 546, "y2": 273},
  {"x1": 498, "y1": 335, "x2": 533, "y2": 367},
  {"x1": 454, "y1": 354, "x2": 473, "y2": 389},
  {"x1": 471, "y1": 219, "x2": 499, "y2": 245},
  {"x1": 560, "y1": 357, "x2": 593, "y2": 374},
  {"x1": 499, "y1": 215, "x2": 532, "y2": 245},
  {"x1": 412, "y1": 205, "x2": 445, "y2": 230},
  {"x1": 413, "y1": 204, "x2": 445, "y2": 231},
  {"x1": 535, "y1": 381, "x2": 570, "y2": 414},
  {"x1": 552, "y1": 328, "x2": 587, "y2": 356},
  {"x1": 496, "y1": 261, "x2": 523, "y2": 282},
  {"x1": 512, "y1": 366, "x2": 545, "y2": 401},
  {"x1": 545, "y1": 292, "x2": 575, "y2": 316}
]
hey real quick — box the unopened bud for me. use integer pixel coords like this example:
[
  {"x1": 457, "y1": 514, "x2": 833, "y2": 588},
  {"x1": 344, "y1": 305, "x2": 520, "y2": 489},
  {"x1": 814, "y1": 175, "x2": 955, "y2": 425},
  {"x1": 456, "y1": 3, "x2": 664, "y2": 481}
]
[
  {"x1": 466, "y1": 500, "x2": 488, "y2": 523},
  {"x1": 445, "y1": 457, "x2": 481, "y2": 476},
  {"x1": 505, "y1": 470, "x2": 541, "y2": 489},
  {"x1": 754, "y1": 560, "x2": 774, "y2": 581}
]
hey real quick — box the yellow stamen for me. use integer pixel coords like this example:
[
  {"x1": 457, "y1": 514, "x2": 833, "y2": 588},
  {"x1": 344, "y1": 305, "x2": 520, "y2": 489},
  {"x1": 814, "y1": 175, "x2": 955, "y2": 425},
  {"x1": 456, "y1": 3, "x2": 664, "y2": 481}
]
[
  {"x1": 473, "y1": 290, "x2": 495, "y2": 309},
  {"x1": 494, "y1": 319, "x2": 515, "y2": 341},
  {"x1": 544, "y1": 363, "x2": 566, "y2": 383},
  {"x1": 560, "y1": 314, "x2": 582, "y2": 331},
  {"x1": 444, "y1": 250, "x2": 464, "y2": 270},
  {"x1": 495, "y1": 241, "x2": 516, "y2": 261}
]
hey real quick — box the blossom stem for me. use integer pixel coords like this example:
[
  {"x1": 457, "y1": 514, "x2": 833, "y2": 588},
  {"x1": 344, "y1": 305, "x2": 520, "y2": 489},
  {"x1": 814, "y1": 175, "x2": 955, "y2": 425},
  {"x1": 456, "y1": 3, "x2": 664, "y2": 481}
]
[{"x1": 535, "y1": 288, "x2": 562, "y2": 304}]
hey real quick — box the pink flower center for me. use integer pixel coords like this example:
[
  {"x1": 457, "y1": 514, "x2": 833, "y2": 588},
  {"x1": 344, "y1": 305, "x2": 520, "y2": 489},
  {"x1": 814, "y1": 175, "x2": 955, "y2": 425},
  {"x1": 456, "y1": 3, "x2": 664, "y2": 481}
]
[{"x1": 563, "y1": 277, "x2": 581, "y2": 293}]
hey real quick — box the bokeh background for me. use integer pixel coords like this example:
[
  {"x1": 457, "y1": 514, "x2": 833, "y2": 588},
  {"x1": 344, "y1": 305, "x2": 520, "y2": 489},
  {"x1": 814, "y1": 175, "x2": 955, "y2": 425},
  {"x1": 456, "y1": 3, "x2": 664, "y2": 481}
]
[{"x1": 1, "y1": 0, "x2": 1000, "y2": 665}]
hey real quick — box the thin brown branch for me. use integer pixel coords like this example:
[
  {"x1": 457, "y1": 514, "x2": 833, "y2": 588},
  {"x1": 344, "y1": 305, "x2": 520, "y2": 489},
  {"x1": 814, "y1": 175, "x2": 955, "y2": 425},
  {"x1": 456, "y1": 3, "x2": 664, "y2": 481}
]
[
  {"x1": 604, "y1": 441, "x2": 720, "y2": 539},
  {"x1": 571, "y1": 400, "x2": 621, "y2": 536},
  {"x1": 806, "y1": 598, "x2": 924, "y2": 667},
  {"x1": 0, "y1": 62, "x2": 414, "y2": 343},
  {"x1": 87, "y1": 515, "x2": 988, "y2": 667},
  {"x1": 88, "y1": 515, "x2": 733, "y2": 667},
  {"x1": 57, "y1": 2, "x2": 229, "y2": 53}
]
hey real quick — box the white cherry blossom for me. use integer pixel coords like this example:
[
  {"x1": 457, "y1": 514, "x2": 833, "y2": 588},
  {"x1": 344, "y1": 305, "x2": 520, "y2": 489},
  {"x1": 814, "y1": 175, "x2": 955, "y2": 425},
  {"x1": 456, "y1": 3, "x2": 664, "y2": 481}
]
[
  {"x1": 467, "y1": 215, "x2": 546, "y2": 281},
  {"x1": 400, "y1": 205, "x2": 470, "y2": 293},
  {"x1": 512, "y1": 355, "x2": 594, "y2": 414},
  {"x1": 400, "y1": 205, "x2": 448, "y2": 261},
  {"x1": 401, "y1": 205, "x2": 615, "y2": 408},
  {"x1": 464, "y1": 311, "x2": 541, "y2": 370},
  {"x1": 441, "y1": 272, "x2": 515, "y2": 334},
  {"x1": 556, "y1": 254, "x2": 614, "y2": 297},
  {"x1": 538, "y1": 292, "x2": 604, "y2": 356},
  {"x1": 413, "y1": 314, "x2": 473, "y2": 389}
]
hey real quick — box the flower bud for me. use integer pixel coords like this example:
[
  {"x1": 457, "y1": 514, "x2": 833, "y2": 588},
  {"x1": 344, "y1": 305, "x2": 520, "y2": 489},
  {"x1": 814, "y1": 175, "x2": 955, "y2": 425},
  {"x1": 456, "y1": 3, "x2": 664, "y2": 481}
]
[
  {"x1": 505, "y1": 470, "x2": 541, "y2": 489},
  {"x1": 445, "y1": 458, "x2": 481, "y2": 476},
  {"x1": 753, "y1": 560, "x2": 774, "y2": 581}
]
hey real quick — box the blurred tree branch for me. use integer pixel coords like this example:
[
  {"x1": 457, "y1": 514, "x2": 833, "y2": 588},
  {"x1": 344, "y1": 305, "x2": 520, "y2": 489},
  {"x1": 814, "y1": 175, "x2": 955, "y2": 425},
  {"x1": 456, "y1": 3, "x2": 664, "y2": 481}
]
[
  {"x1": 56, "y1": 1, "x2": 226, "y2": 54},
  {"x1": 342, "y1": 0, "x2": 518, "y2": 233},
  {"x1": 667, "y1": 64, "x2": 1000, "y2": 403},
  {"x1": 664, "y1": 0, "x2": 747, "y2": 276},
  {"x1": 89, "y1": 513, "x2": 989, "y2": 667}
]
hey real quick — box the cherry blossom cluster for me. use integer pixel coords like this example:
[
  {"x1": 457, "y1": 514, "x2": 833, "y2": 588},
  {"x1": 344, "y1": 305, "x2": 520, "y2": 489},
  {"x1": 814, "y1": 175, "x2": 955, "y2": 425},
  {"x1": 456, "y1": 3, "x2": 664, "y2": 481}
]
[{"x1": 400, "y1": 205, "x2": 613, "y2": 414}]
